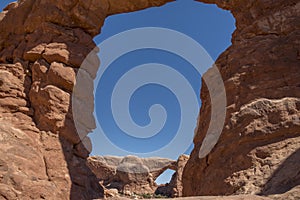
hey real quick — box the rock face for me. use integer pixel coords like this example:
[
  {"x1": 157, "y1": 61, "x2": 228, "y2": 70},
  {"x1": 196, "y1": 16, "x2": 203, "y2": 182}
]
[
  {"x1": 0, "y1": 0, "x2": 171, "y2": 199},
  {"x1": 155, "y1": 154, "x2": 189, "y2": 197},
  {"x1": 183, "y1": 0, "x2": 300, "y2": 198},
  {"x1": 87, "y1": 155, "x2": 177, "y2": 196}
]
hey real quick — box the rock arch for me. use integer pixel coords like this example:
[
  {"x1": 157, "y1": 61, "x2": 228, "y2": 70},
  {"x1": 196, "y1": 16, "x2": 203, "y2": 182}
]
[{"x1": 0, "y1": 0, "x2": 299, "y2": 199}]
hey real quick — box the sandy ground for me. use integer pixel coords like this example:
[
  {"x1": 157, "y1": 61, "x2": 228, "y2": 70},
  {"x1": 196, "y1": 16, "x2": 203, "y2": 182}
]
[{"x1": 106, "y1": 195, "x2": 271, "y2": 200}]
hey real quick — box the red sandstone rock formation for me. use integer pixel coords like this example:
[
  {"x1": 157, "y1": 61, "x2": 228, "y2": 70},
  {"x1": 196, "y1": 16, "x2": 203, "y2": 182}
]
[
  {"x1": 87, "y1": 155, "x2": 176, "y2": 196},
  {"x1": 155, "y1": 154, "x2": 190, "y2": 197},
  {"x1": 0, "y1": 0, "x2": 170, "y2": 199},
  {"x1": 0, "y1": 0, "x2": 299, "y2": 199},
  {"x1": 87, "y1": 155, "x2": 191, "y2": 198},
  {"x1": 182, "y1": 0, "x2": 300, "y2": 198}
]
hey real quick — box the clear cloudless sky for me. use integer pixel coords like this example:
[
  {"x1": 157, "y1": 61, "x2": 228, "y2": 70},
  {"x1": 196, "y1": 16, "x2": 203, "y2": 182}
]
[{"x1": 0, "y1": 0, "x2": 235, "y2": 184}]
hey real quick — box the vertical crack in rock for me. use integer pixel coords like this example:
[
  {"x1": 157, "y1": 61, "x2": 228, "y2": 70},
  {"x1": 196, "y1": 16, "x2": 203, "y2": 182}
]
[{"x1": 43, "y1": 156, "x2": 50, "y2": 181}]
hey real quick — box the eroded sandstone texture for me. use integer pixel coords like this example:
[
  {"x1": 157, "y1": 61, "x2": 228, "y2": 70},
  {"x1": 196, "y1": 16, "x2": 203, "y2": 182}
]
[
  {"x1": 0, "y1": 0, "x2": 171, "y2": 199},
  {"x1": 183, "y1": 0, "x2": 300, "y2": 198},
  {"x1": 87, "y1": 155, "x2": 177, "y2": 196}
]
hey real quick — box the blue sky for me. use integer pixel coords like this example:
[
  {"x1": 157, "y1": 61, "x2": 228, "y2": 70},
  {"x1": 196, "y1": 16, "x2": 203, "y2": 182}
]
[
  {"x1": 1, "y1": 0, "x2": 235, "y2": 184},
  {"x1": 91, "y1": 0, "x2": 235, "y2": 155},
  {"x1": 92, "y1": 0, "x2": 235, "y2": 183},
  {"x1": 1, "y1": 0, "x2": 13, "y2": 9}
]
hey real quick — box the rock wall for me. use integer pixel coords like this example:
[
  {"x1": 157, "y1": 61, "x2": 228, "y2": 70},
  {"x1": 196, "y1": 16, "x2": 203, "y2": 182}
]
[
  {"x1": 0, "y1": 0, "x2": 170, "y2": 199},
  {"x1": 183, "y1": 0, "x2": 300, "y2": 197}
]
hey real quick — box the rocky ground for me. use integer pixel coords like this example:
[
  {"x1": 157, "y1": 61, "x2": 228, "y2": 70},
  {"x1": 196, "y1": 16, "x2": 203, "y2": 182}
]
[{"x1": 106, "y1": 195, "x2": 271, "y2": 200}]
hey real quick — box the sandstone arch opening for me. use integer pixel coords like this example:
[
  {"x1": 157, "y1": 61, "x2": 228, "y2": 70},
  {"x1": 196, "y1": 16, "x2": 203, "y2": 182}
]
[
  {"x1": 89, "y1": 0, "x2": 235, "y2": 159},
  {"x1": 155, "y1": 169, "x2": 176, "y2": 197},
  {"x1": 0, "y1": 0, "x2": 235, "y2": 198},
  {"x1": 82, "y1": 2, "x2": 235, "y2": 197},
  {"x1": 156, "y1": 169, "x2": 175, "y2": 185}
]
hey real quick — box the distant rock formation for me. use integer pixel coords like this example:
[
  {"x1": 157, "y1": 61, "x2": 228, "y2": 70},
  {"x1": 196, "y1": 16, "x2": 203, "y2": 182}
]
[
  {"x1": 155, "y1": 154, "x2": 189, "y2": 197},
  {"x1": 87, "y1": 155, "x2": 178, "y2": 196}
]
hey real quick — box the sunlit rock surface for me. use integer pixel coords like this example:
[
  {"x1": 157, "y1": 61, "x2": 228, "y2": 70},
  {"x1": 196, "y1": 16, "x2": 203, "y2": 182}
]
[{"x1": 183, "y1": 0, "x2": 300, "y2": 198}]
